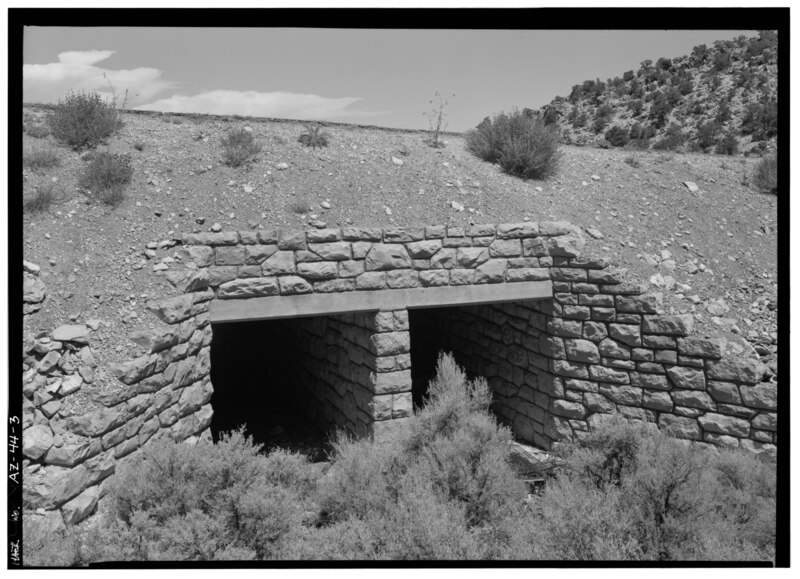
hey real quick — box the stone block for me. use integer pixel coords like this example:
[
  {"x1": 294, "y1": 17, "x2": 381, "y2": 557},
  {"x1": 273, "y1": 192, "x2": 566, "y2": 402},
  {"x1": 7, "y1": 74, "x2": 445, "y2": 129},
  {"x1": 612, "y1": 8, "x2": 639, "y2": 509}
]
[
  {"x1": 314, "y1": 279, "x2": 356, "y2": 293},
  {"x1": 666, "y1": 366, "x2": 706, "y2": 390},
  {"x1": 598, "y1": 338, "x2": 631, "y2": 360},
  {"x1": 546, "y1": 318, "x2": 582, "y2": 338},
  {"x1": 343, "y1": 227, "x2": 383, "y2": 241},
  {"x1": 338, "y1": 260, "x2": 365, "y2": 278},
  {"x1": 147, "y1": 294, "x2": 194, "y2": 324},
  {"x1": 496, "y1": 222, "x2": 539, "y2": 238},
  {"x1": 214, "y1": 246, "x2": 245, "y2": 266},
  {"x1": 579, "y1": 294, "x2": 614, "y2": 307},
  {"x1": 261, "y1": 251, "x2": 296, "y2": 275},
  {"x1": 752, "y1": 412, "x2": 777, "y2": 432},
  {"x1": 550, "y1": 399, "x2": 587, "y2": 419},
  {"x1": 565, "y1": 339, "x2": 600, "y2": 364},
  {"x1": 587, "y1": 267, "x2": 627, "y2": 284},
  {"x1": 392, "y1": 392, "x2": 413, "y2": 418},
  {"x1": 449, "y1": 269, "x2": 475, "y2": 285},
  {"x1": 591, "y1": 307, "x2": 616, "y2": 322},
  {"x1": 387, "y1": 270, "x2": 420, "y2": 289},
  {"x1": 474, "y1": 259, "x2": 507, "y2": 284},
  {"x1": 217, "y1": 277, "x2": 280, "y2": 299},
  {"x1": 641, "y1": 314, "x2": 694, "y2": 336},
  {"x1": 384, "y1": 227, "x2": 425, "y2": 243},
  {"x1": 739, "y1": 383, "x2": 777, "y2": 410},
  {"x1": 643, "y1": 390, "x2": 673, "y2": 411},
  {"x1": 278, "y1": 276, "x2": 313, "y2": 295},
  {"x1": 370, "y1": 332, "x2": 411, "y2": 356},
  {"x1": 297, "y1": 261, "x2": 339, "y2": 280},
  {"x1": 630, "y1": 372, "x2": 670, "y2": 390},
  {"x1": 370, "y1": 370, "x2": 412, "y2": 394},
  {"x1": 489, "y1": 239, "x2": 522, "y2": 257},
  {"x1": 545, "y1": 234, "x2": 585, "y2": 257},
  {"x1": 642, "y1": 334, "x2": 677, "y2": 349},
  {"x1": 183, "y1": 245, "x2": 214, "y2": 267},
  {"x1": 355, "y1": 272, "x2": 387, "y2": 290},
  {"x1": 507, "y1": 268, "x2": 549, "y2": 282},
  {"x1": 183, "y1": 231, "x2": 238, "y2": 246},
  {"x1": 522, "y1": 237, "x2": 548, "y2": 257},
  {"x1": 419, "y1": 270, "x2": 450, "y2": 287},
  {"x1": 550, "y1": 268, "x2": 587, "y2": 282},
  {"x1": 672, "y1": 390, "x2": 716, "y2": 411},
  {"x1": 616, "y1": 293, "x2": 662, "y2": 314},
  {"x1": 309, "y1": 242, "x2": 351, "y2": 261},
  {"x1": 61, "y1": 485, "x2": 100, "y2": 526},
  {"x1": 608, "y1": 323, "x2": 641, "y2": 347},
  {"x1": 406, "y1": 240, "x2": 442, "y2": 259},
  {"x1": 677, "y1": 337, "x2": 723, "y2": 359},
  {"x1": 584, "y1": 393, "x2": 616, "y2": 413},
  {"x1": 244, "y1": 244, "x2": 278, "y2": 265},
  {"x1": 698, "y1": 413, "x2": 750, "y2": 437},
  {"x1": 707, "y1": 381, "x2": 742, "y2": 405},
  {"x1": 591, "y1": 366, "x2": 630, "y2": 385},
  {"x1": 430, "y1": 248, "x2": 457, "y2": 269},
  {"x1": 278, "y1": 230, "x2": 307, "y2": 250},
  {"x1": 707, "y1": 358, "x2": 764, "y2": 384},
  {"x1": 365, "y1": 244, "x2": 412, "y2": 271}
]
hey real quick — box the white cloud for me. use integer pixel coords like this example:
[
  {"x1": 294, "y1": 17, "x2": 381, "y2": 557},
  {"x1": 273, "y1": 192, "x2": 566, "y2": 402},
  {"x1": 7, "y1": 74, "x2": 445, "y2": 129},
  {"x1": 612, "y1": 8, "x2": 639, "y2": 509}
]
[
  {"x1": 23, "y1": 50, "x2": 173, "y2": 105},
  {"x1": 135, "y1": 90, "x2": 387, "y2": 121}
]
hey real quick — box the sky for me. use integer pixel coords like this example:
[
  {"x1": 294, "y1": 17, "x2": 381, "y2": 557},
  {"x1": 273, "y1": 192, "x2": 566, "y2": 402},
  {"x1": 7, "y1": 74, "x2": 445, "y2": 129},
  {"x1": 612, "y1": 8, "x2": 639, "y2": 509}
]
[{"x1": 23, "y1": 27, "x2": 759, "y2": 132}]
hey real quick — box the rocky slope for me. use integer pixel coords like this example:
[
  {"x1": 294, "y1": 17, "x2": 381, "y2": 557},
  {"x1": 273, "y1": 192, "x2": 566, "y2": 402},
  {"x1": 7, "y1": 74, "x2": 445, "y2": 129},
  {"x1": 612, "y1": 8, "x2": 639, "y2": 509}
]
[{"x1": 533, "y1": 31, "x2": 778, "y2": 155}]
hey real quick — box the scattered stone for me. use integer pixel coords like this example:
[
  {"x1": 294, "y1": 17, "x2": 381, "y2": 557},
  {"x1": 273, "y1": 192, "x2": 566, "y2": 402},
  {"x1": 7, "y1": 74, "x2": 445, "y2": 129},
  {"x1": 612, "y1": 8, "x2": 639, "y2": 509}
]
[
  {"x1": 51, "y1": 324, "x2": 89, "y2": 344},
  {"x1": 23, "y1": 424, "x2": 54, "y2": 460},
  {"x1": 706, "y1": 298, "x2": 730, "y2": 317},
  {"x1": 683, "y1": 181, "x2": 699, "y2": 192},
  {"x1": 451, "y1": 200, "x2": 465, "y2": 212},
  {"x1": 276, "y1": 162, "x2": 289, "y2": 170},
  {"x1": 384, "y1": 206, "x2": 392, "y2": 216},
  {"x1": 24, "y1": 273, "x2": 46, "y2": 304},
  {"x1": 321, "y1": 201, "x2": 331, "y2": 209},
  {"x1": 23, "y1": 260, "x2": 41, "y2": 275},
  {"x1": 59, "y1": 375, "x2": 83, "y2": 396},
  {"x1": 391, "y1": 156, "x2": 404, "y2": 166},
  {"x1": 591, "y1": 174, "x2": 600, "y2": 181},
  {"x1": 210, "y1": 223, "x2": 222, "y2": 233},
  {"x1": 585, "y1": 228, "x2": 604, "y2": 239}
]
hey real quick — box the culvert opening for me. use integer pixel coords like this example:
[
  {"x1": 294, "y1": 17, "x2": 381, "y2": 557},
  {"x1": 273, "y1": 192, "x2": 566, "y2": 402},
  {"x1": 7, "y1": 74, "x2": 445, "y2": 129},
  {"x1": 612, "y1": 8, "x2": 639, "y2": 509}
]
[
  {"x1": 210, "y1": 318, "x2": 330, "y2": 460},
  {"x1": 408, "y1": 301, "x2": 548, "y2": 436}
]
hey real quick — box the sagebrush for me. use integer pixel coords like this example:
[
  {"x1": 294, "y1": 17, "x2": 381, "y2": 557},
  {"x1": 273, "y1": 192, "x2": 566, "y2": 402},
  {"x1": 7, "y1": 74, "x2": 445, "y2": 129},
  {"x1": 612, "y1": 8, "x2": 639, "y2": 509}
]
[
  {"x1": 221, "y1": 128, "x2": 261, "y2": 167},
  {"x1": 23, "y1": 147, "x2": 60, "y2": 171},
  {"x1": 78, "y1": 152, "x2": 133, "y2": 206},
  {"x1": 466, "y1": 109, "x2": 562, "y2": 179},
  {"x1": 753, "y1": 155, "x2": 777, "y2": 194},
  {"x1": 47, "y1": 91, "x2": 121, "y2": 150},
  {"x1": 298, "y1": 124, "x2": 331, "y2": 148}
]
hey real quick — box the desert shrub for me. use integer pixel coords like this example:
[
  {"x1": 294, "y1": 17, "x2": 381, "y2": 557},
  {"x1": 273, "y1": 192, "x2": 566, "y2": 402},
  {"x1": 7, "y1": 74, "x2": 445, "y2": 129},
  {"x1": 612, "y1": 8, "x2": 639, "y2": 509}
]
[
  {"x1": 298, "y1": 124, "x2": 330, "y2": 148},
  {"x1": 162, "y1": 115, "x2": 184, "y2": 125},
  {"x1": 23, "y1": 182, "x2": 61, "y2": 214},
  {"x1": 542, "y1": 107, "x2": 560, "y2": 126},
  {"x1": 133, "y1": 142, "x2": 145, "y2": 151},
  {"x1": 573, "y1": 111, "x2": 588, "y2": 128},
  {"x1": 696, "y1": 120, "x2": 722, "y2": 150},
  {"x1": 604, "y1": 125, "x2": 629, "y2": 147},
  {"x1": 740, "y1": 100, "x2": 778, "y2": 141},
  {"x1": 648, "y1": 92, "x2": 672, "y2": 128},
  {"x1": 595, "y1": 103, "x2": 613, "y2": 120},
  {"x1": 78, "y1": 152, "x2": 133, "y2": 206},
  {"x1": 716, "y1": 100, "x2": 732, "y2": 124},
  {"x1": 624, "y1": 154, "x2": 641, "y2": 168},
  {"x1": 623, "y1": 69, "x2": 635, "y2": 82},
  {"x1": 220, "y1": 128, "x2": 261, "y2": 167},
  {"x1": 652, "y1": 124, "x2": 685, "y2": 151},
  {"x1": 592, "y1": 116, "x2": 608, "y2": 134},
  {"x1": 23, "y1": 147, "x2": 60, "y2": 171},
  {"x1": 715, "y1": 133, "x2": 740, "y2": 156},
  {"x1": 626, "y1": 99, "x2": 644, "y2": 116},
  {"x1": 289, "y1": 197, "x2": 312, "y2": 214},
  {"x1": 71, "y1": 430, "x2": 307, "y2": 563},
  {"x1": 520, "y1": 416, "x2": 776, "y2": 561},
  {"x1": 753, "y1": 155, "x2": 777, "y2": 194},
  {"x1": 47, "y1": 91, "x2": 120, "y2": 150},
  {"x1": 465, "y1": 109, "x2": 562, "y2": 180},
  {"x1": 25, "y1": 124, "x2": 51, "y2": 138}
]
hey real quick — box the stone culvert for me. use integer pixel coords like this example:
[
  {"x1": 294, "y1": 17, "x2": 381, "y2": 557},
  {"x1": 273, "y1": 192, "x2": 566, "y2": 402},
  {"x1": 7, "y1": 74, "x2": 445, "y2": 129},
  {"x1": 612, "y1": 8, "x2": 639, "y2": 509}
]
[{"x1": 22, "y1": 222, "x2": 777, "y2": 528}]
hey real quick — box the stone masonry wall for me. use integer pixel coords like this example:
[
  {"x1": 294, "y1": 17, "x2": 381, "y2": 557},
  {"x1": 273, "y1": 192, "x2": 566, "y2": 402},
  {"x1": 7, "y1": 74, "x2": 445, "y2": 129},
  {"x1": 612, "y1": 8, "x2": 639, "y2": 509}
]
[{"x1": 22, "y1": 221, "x2": 777, "y2": 529}]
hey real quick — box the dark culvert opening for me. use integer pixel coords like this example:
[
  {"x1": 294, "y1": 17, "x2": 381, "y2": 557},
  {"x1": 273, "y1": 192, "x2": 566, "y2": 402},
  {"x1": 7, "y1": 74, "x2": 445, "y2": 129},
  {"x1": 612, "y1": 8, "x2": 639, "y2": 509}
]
[
  {"x1": 210, "y1": 318, "x2": 330, "y2": 460},
  {"x1": 408, "y1": 301, "x2": 546, "y2": 432}
]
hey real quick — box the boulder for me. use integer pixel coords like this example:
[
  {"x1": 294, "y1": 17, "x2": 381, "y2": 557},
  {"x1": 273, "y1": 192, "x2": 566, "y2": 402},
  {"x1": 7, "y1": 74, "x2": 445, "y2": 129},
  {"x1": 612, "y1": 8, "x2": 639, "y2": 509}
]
[
  {"x1": 60, "y1": 486, "x2": 100, "y2": 526},
  {"x1": 51, "y1": 324, "x2": 90, "y2": 344},
  {"x1": 23, "y1": 424, "x2": 54, "y2": 460},
  {"x1": 23, "y1": 273, "x2": 46, "y2": 303}
]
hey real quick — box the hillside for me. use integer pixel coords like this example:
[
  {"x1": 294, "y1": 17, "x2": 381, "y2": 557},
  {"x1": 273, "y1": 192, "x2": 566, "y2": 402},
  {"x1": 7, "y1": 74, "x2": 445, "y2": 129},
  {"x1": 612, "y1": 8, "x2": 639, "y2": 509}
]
[
  {"x1": 535, "y1": 31, "x2": 778, "y2": 155},
  {"x1": 21, "y1": 104, "x2": 778, "y2": 422}
]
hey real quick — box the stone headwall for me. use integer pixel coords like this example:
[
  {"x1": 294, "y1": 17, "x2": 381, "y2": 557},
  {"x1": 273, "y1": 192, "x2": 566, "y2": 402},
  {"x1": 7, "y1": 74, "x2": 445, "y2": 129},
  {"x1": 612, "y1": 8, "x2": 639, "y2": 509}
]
[{"x1": 22, "y1": 221, "x2": 776, "y2": 529}]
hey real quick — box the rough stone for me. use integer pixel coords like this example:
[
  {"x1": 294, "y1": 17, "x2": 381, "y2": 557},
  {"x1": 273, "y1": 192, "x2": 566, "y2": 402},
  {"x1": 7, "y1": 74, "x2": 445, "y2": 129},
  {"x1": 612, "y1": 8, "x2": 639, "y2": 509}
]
[
  {"x1": 642, "y1": 314, "x2": 694, "y2": 336},
  {"x1": 262, "y1": 251, "x2": 296, "y2": 275},
  {"x1": 24, "y1": 272, "x2": 46, "y2": 303},
  {"x1": 659, "y1": 414, "x2": 701, "y2": 440},
  {"x1": 52, "y1": 324, "x2": 90, "y2": 344},
  {"x1": 666, "y1": 366, "x2": 706, "y2": 390},
  {"x1": 365, "y1": 244, "x2": 412, "y2": 271},
  {"x1": 672, "y1": 390, "x2": 716, "y2": 411},
  {"x1": 739, "y1": 383, "x2": 777, "y2": 410},
  {"x1": 698, "y1": 413, "x2": 750, "y2": 437},
  {"x1": 608, "y1": 324, "x2": 641, "y2": 347},
  {"x1": 24, "y1": 424, "x2": 54, "y2": 459},
  {"x1": 147, "y1": 294, "x2": 194, "y2": 324},
  {"x1": 565, "y1": 339, "x2": 600, "y2": 364}
]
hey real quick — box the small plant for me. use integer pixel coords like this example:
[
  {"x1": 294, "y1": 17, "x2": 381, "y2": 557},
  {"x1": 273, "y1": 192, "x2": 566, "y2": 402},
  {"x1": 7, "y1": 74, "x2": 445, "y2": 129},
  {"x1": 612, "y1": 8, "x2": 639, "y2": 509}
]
[
  {"x1": 163, "y1": 115, "x2": 184, "y2": 125},
  {"x1": 133, "y1": 142, "x2": 145, "y2": 151},
  {"x1": 423, "y1": 91, "x2": 454, "y2": 149},
  {"x1": 753, "y1": 155, "x2": 777, "y2": 194},
  {"x1": 23, "y1": 147, "x2": 60, "y2": 171},
  {"x1": 466, "y1": 109, "x2": 562, "y2": 180},
  {"x1": 78, "y1": 152, "x2": 133, "y2": 206},
  {"x1": 624, "y1": 155, "x2": 641, "y2": 168},
  {"x1": 23, "y1": 182, "x2": 61, "y2": 213},
  {"x1": 221, "y1": 127, "x2": 261, "y2": 167},
  {"x1": 298, "y1": 123, "x2": 331, "y2": 148},
  {"x1": 715, "y1": 133, "x2": 740, "y2": 156},
  {"x1": 25, "y1": 124, "x2": 51, "y2": 139},
  {"x1": 604, "y1": 125, "x2": 629, "y2": 147},
  {"x1": 47, "y1": 91, "x2": 120, "y2": 150},
  {"x1": 290, "y1": 197, "x2": 313, "y2": 214}
]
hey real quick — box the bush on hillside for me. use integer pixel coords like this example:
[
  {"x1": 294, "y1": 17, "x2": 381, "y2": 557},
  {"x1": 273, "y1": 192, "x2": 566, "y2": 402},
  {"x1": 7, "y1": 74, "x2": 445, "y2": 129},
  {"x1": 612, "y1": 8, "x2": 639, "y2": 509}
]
[
  {"x1": 298, "y1": 124, "x2": 331, "y2": 148},
  {"x1": 47, "y1": 91, "x2": 120, "y2": 150},
  {"x1": 23, "y1": 182, "x2": 61, "y2": 214},
  {"x1": 753, "y1": 155, "x2": 777, "y2": 194},
  {"x1": 465, "y1": 110, "x2": 562, "y2": 180},
  {"x1": 740, "y1": 100, "x2": 778, "y2": 141},
  {"x1": 78, "y1": 152, "x2": 133, "y2": 207},
  {"x1": 25, "y1": 124, "x2": 51, "y2": 139},
  {"x1": 519, "y1": 416, "x2": 776, "y2": 561},
  {"x1": 221, "y1": 128, "x2": 261, "y2": 167},
  {"x1": 23, "y1": 147, "x2": 60, "y2": 171},
  {"x1": 715, "y1": 133, "x2": 740, "y2": 156},
  {"x1": 696, "y1": 120, "x2": 722, "y2": 150},
  {"x1": 604, "y1": 125, "x2": 629, "y2": 147},
  {"x1": 652, "y1": 124, "x2": 685, "y2": 151}
]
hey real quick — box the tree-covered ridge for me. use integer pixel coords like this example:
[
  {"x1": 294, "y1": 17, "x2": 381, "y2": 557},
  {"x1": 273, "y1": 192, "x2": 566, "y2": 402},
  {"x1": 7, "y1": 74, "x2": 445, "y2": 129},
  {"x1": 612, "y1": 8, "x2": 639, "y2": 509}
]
[{"x1": 537, "y1": 31, "x2": 777, "y2": 155}]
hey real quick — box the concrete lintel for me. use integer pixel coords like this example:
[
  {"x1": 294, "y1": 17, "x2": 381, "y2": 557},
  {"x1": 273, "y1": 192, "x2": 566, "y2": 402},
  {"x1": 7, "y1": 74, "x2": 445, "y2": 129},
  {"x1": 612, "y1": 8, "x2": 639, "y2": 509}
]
[{"x1": 210, "y1": 281, "x2": 552, "y2": 323}]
